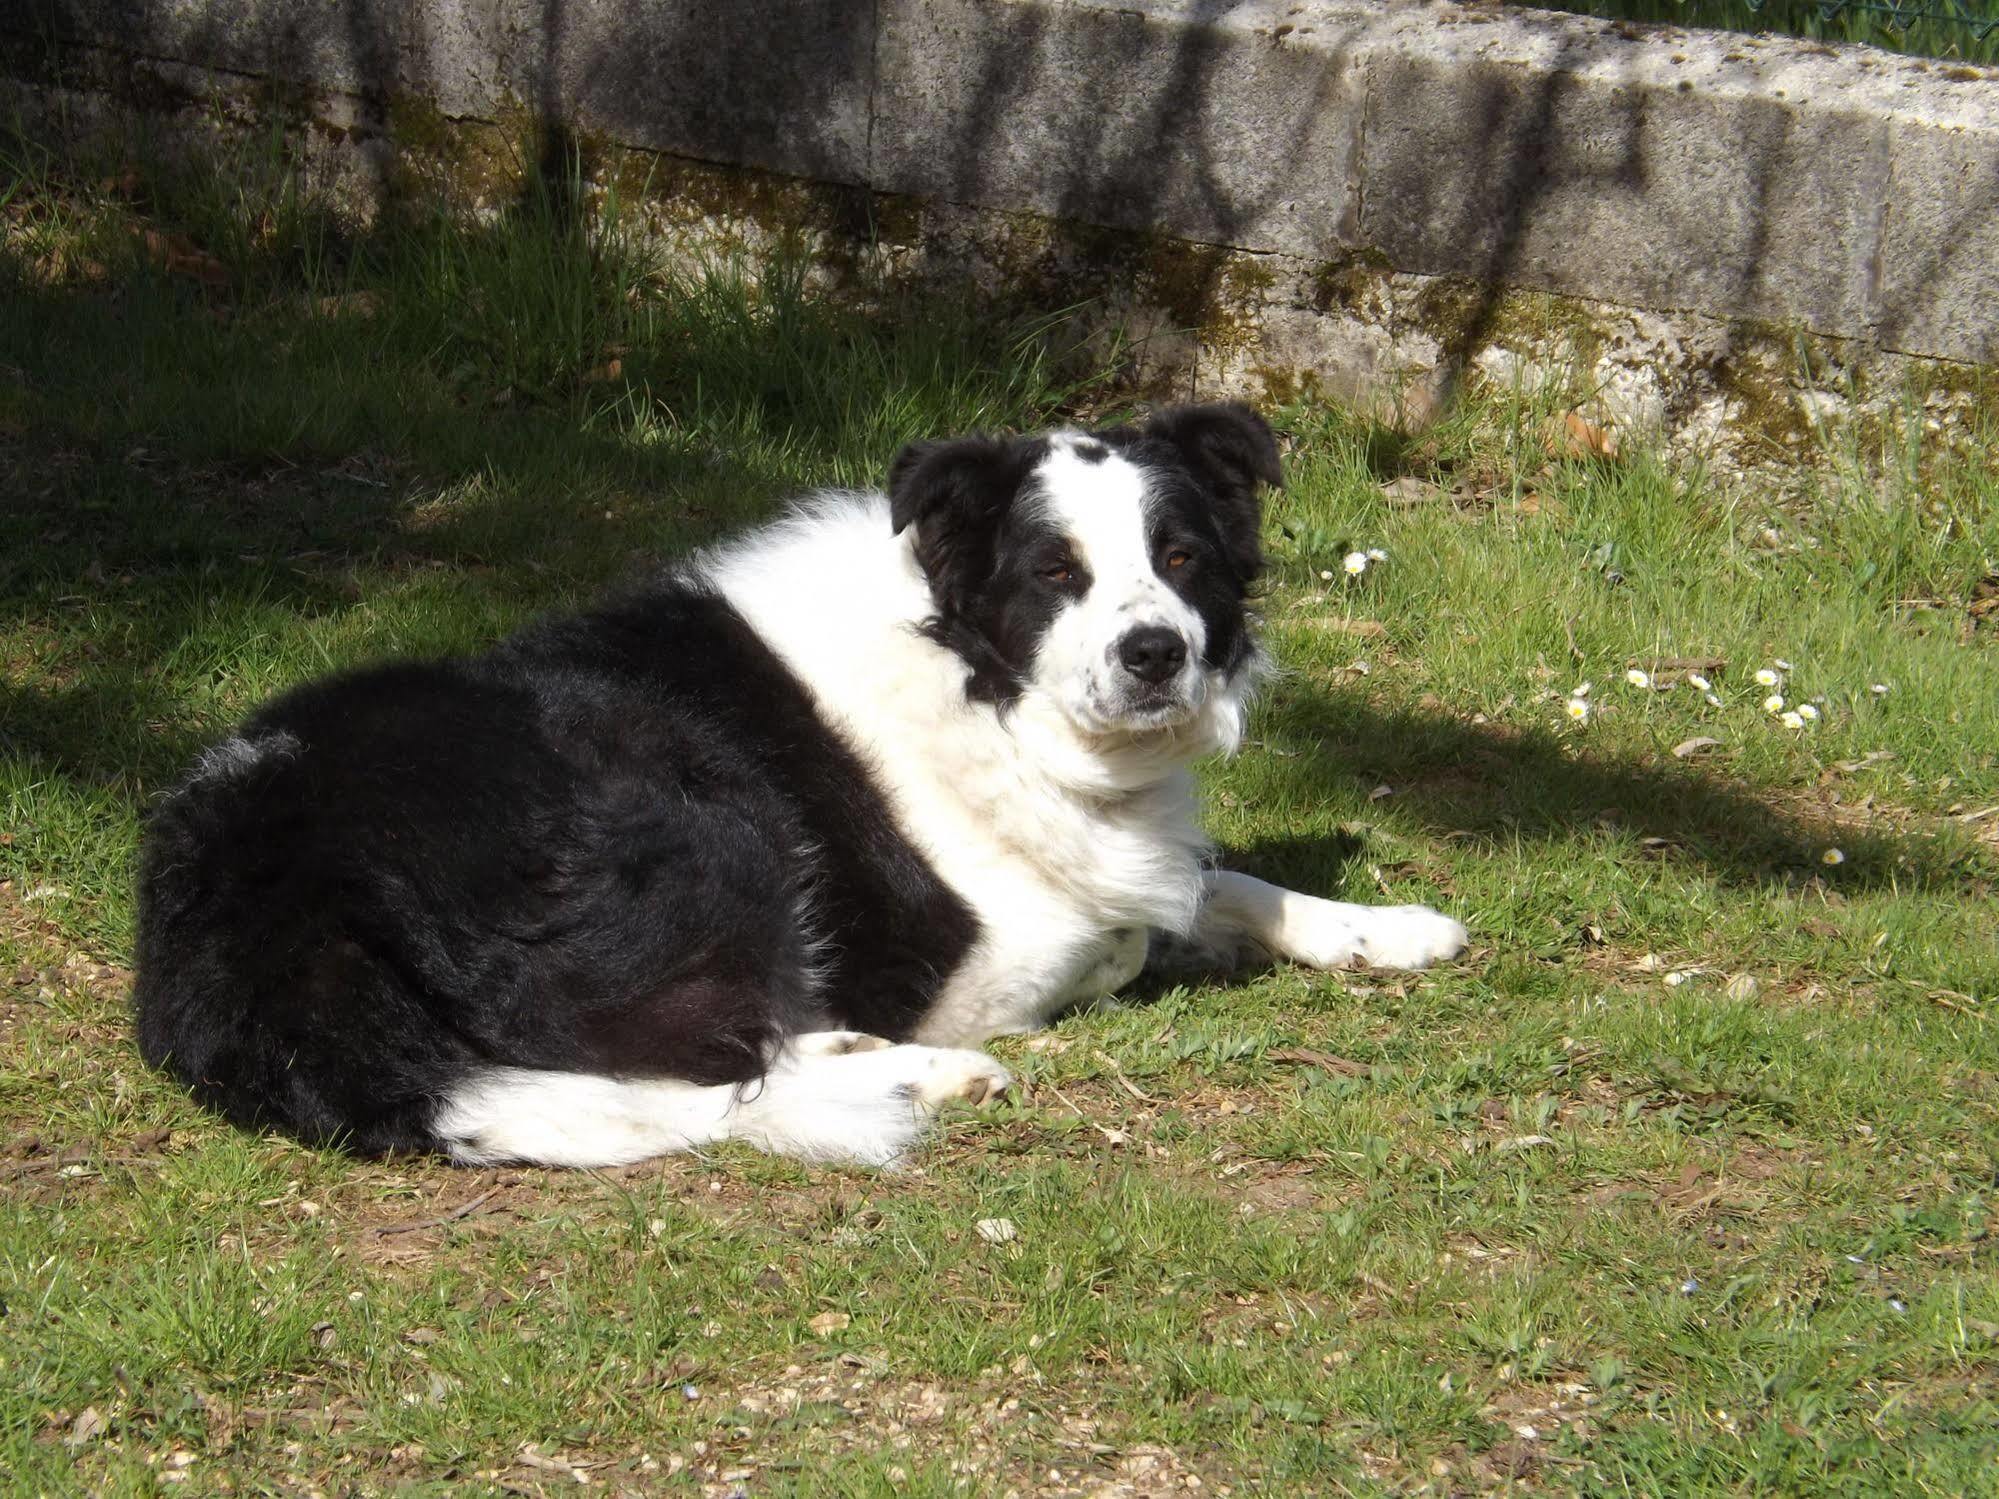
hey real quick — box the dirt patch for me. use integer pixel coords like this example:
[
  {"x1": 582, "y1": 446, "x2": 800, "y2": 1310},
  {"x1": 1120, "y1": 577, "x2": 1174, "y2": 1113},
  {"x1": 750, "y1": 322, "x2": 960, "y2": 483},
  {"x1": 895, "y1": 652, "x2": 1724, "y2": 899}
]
[
  {"x1": 0, "y1": 875, "x2": 105, "y2": 964},
  {"x1": 0, "y1": 880, "x2": 164, "y2": 1188},
  {"x1": 1441, "y1": 1236, "x2": 1540, "y2": 1284},
  {"x1": 1579, "y1": 1140, "x2": 1807, "y2": 1246},
  {"x1": 340, "y1": 1170, "x2": 533, "y2": 1266},
  {"x1": 1457, "y1": 1379, "x2": 1600, "y2": 1490},
  {"x1": 650, "y1": 1366, "x2": 1238, "y2": 1498},
  {"x1": 1012, "y1": 1064, "x2": 1305, "y2": 1169},
  {"x1": 1220, "y1": 1163, "x2": 1332, "y2": 1218},
  {"x1": 320, "y1": 1151, "x2": 947, "y2": 1278}
]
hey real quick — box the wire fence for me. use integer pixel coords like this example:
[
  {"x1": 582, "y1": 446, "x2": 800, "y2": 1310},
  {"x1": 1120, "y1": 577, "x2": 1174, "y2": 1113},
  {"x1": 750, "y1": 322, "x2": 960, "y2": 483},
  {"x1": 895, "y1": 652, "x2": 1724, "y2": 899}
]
[
  {"x1": 1781, "y1": 0, "x2": 1996, "y2": 38},
  {"x1": 1528, "y1": 0, "x2": 1999, "y2": 61}
]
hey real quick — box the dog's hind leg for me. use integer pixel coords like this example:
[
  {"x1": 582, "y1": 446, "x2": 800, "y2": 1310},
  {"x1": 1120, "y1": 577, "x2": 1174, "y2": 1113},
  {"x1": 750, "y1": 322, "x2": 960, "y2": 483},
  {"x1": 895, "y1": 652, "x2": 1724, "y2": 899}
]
[{"x1": 432, "y1": 1042, "x2": 1012, "y2": 1169}]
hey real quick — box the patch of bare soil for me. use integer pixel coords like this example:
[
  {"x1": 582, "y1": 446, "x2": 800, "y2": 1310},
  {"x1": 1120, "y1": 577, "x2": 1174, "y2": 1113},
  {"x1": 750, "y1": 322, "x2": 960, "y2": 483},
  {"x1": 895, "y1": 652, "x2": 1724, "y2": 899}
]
[
  {"x1": 1580, "y1": 1141, "x2": 1807, "y2": 1251},
  {"x1": 688, "y1": 1368, "x2": 1241, "y2": 1499},
  {"x1": 404, "y1": 1365, "x2": 1247, "y2": 1497},
  {"x1": 1440, "y1": 1236, "x2": 1540, "y2": 1285},
  {"x1": 1786, "y1": 765, "x2": 1999, "y2": 871},
  {"x1": 0, "y1": 874, "x2": 107, "y2": 969},
  {"x1": 1374, "y1": 1377, "x2": 1601, "y2": 1495},
  {"x1": 1220, "y1": 1161, "x2": 1331, "y2": 1218}
]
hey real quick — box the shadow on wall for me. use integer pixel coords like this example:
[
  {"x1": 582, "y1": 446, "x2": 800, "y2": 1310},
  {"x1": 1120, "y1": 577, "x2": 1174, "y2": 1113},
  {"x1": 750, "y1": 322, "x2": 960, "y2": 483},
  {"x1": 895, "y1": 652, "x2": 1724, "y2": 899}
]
[
  {"x1": 18, "y1": 0, "x2": 1908, "y2": 391},
  {"x1": 25, "y1": 0, "x2": 874, "y2": 196}
]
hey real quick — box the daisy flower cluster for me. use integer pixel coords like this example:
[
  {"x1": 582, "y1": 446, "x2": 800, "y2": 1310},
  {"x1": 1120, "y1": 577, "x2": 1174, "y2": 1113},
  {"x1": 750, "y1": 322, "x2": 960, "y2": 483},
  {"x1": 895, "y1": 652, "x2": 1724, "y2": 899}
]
[
  {"x1": 1320, "y1": 547, "x2": 1389, "y2": 582},
  {"x1": 1742, "y1": 660, "x2": 1825, "y2": 730},
  {"x1": 1562, "y1": 656, "x2": 1844, "y2": 732}
]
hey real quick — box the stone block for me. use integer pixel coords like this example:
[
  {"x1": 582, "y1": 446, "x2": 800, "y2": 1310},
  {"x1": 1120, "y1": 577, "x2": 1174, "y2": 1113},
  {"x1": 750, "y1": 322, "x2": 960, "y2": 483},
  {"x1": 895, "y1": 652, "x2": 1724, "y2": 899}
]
[
  {"x1": 11, "y1": 0, "x2": 1998, "y2": 364},
  {"x1": 1874, "y1": 107, "x2": 1999, "y2": 365},
  {"x1": 1356, "y1": 13, "x2": 1895, "y2": 345},
  {"x1": 537, "y1": 0, "x2": 872, "y2": 184},
  {"x1": 874, "y1": 0, "x2": 1369, "y2": 258},
  {"x1": 27, "y1": 0, "x2": 872, "y2": 184}
]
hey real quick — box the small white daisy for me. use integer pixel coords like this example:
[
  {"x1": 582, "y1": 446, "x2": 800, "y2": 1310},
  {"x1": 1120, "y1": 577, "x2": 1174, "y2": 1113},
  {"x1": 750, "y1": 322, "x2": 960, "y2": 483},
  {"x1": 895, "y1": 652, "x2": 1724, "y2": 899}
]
[
  {"x1": 1773, "y1": 658, "x2": 1794, "y2": 671},
  {"x1": 1343, "y1": 551, "x2": 1369, "y2": 577},
  {"x1": 1625, "y1": 668, "x2": 1653, "y2": 689},
  {"x1": 1762, "y1": 694, "x2": 1786, "y2": 714},
  {"x1": 1704, "y1": 692, "x2": 1724, "y2": 708},
  {"x1": 1566, "y1": 697, "x2": 1592, "y2": 723},
  {"x1": 1573, "y1": 681, "x2": 1593, "y2": 697},
  {"x1": 1871, "y1": 683, "x2": 1891, "y2": 696},
  {"x1": 1796, "y1": 703, "x2": 1820, "y2": 722},
  {"x1": 1318, "y1": 569, "x2": 1334, "y2": 581},
  {"x1": 1687, "y1": 673, "x2": 1711, "y2": 692},
  {"x1": 1780, "y1": 710, "x2": 1805, "y2": 729},
  {"x1": 1821, "y1": 848, "x2": 1845, "y2": 866},
  {"x1": 1365, "y1": 547, "x2": 1388, "y2": 563},
  {"x1": 1754, "y1": 668, "x2": 1782, "y2": 688}
]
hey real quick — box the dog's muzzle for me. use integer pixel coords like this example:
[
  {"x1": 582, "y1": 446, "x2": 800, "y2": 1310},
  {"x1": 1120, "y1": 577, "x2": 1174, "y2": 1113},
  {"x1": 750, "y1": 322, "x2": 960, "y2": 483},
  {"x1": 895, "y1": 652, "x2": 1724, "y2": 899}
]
[{"x1": 1112, "y1": 625, "x2": 1189, "y2": 687}]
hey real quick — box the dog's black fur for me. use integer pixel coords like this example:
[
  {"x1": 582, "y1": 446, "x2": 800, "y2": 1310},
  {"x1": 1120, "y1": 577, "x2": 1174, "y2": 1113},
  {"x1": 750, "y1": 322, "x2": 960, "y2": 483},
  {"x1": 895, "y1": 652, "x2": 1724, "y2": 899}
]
[
  {"x1": 132, "y1": 403, "x2": 1279, "y2": 1160},
  {"x1": 134, "y1": 584, "x2": 979, "y2": 1155}
]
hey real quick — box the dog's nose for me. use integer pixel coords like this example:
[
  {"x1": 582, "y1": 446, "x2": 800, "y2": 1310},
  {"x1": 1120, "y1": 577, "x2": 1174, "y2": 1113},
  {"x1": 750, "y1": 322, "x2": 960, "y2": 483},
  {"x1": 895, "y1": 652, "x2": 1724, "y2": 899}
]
[{"x1": 1116, "y1": 626, "x2": 1188, "y2": 686}]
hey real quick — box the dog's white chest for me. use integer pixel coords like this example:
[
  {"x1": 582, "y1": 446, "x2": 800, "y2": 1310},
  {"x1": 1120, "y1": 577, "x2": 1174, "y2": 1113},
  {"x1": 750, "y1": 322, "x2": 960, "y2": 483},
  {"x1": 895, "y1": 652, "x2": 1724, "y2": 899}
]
[
  {"x1": 700, "y1": 494, "x2": 1220, "y2": 1044},
  {"x1": 900, "y1": 777, "x2": 1205, "y2": 1045}
]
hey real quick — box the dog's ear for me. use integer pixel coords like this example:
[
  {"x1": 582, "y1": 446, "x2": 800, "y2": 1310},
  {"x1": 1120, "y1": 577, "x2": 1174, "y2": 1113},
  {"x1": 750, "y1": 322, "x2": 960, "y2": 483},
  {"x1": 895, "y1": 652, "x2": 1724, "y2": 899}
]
[
  {"x1": 1141, "y1": 403, "x2": 1283, "y2": 580},
  {"x1": 888, "y1": 435, "x2": 1015, "y2": 608},
  {"x1": 1143, "y1": 401, "x2": 1284, "y2": 495}
]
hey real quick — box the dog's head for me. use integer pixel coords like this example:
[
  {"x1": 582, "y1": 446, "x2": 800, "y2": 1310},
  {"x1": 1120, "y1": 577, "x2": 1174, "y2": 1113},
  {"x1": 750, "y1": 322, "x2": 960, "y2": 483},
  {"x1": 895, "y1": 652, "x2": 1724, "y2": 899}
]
[{"x1": 889, "y1": 403, "x2": 1281, "y2": 747}]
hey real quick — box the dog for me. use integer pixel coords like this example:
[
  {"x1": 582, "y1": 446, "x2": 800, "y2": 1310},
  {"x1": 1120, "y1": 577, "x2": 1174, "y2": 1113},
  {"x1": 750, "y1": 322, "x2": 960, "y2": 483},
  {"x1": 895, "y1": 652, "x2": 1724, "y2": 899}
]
[{"x1": 133, "y1": 403, "x2": 1467, "y2": 1169}]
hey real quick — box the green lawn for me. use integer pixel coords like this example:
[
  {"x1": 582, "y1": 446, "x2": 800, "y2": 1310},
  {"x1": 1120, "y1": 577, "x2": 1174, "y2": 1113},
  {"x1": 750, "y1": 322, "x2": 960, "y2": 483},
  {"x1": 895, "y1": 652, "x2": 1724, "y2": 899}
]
[{"x1": 3, "y1": 142, "x2": 1996, "y2": 1496}]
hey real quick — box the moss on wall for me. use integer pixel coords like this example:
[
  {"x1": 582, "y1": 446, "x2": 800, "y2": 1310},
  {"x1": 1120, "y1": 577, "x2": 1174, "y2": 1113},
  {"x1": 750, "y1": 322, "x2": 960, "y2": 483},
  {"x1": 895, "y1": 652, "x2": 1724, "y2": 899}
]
[{"x1": 15, "y1": 46, "x2": 1988, "y2": 465}]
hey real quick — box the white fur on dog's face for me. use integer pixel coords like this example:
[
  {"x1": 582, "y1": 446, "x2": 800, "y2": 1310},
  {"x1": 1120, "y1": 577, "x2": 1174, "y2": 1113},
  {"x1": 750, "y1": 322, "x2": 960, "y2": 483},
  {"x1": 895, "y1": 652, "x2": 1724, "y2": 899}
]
[
  {"x1": 1024, "y1": 438, "x2": 1215, "y2": 735},
  {"x1": 886, "y1": 404, "x2": 1274, "y2": 756}
]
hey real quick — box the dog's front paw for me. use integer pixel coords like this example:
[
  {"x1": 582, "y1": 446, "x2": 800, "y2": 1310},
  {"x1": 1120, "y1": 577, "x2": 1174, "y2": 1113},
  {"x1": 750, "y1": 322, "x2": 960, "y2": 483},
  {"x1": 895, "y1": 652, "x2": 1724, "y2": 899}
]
[
  {"x1": 1280, "y1": 899, "x2": 1468, "y2": 971},
  {"x1": 1349, "y1": 904, "x2": 1470, "y2": 969},
  {"x1": 901, "y1": 1047, "x2": 1015, "y2": 1108}
]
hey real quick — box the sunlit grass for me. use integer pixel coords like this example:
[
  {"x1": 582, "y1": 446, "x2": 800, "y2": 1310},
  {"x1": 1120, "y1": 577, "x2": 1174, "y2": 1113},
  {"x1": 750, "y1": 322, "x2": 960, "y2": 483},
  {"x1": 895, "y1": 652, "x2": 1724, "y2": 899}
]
[{"x1": 2, "y1": 134, "x2": 1995, "y2": 1495}]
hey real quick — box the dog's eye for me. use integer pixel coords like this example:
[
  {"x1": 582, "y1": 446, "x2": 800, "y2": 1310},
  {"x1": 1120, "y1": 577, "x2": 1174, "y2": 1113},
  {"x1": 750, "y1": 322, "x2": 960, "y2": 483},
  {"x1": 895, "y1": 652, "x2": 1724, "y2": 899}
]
[
  {"x1": 1165, "y1": 549, "x2": 1193, "y2": 570},
  {"x1": 1042, "y1": 562, "x2": 1074, "y2": 584}
]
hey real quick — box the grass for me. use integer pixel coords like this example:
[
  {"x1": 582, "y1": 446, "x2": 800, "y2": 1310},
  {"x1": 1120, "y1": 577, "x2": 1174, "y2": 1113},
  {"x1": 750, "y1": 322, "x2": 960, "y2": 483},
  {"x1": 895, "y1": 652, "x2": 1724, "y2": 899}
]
[
  {"x1": 3, "y1": 137, "x2": 1997, "y2": 1496},
  {"x1": 1519, "y1": 0, "x2": 1999, "y2": 65}
]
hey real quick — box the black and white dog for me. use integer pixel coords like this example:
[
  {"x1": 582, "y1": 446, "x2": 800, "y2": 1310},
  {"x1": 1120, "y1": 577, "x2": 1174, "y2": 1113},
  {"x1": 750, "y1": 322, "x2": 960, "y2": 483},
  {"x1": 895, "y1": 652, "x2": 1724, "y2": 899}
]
[{"x1": 133, "y1": 404, "x2": 1466, "y2": 1169}]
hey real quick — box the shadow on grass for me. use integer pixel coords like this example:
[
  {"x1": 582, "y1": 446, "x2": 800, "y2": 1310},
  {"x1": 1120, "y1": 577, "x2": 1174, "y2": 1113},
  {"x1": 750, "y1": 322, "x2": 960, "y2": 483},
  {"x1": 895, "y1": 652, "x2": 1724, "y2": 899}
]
[
  {"x1": 3, "y1": 389, "x2": 1974, "y2": 916},
  {"x1": 1234, "y1": 687, "x2": 1975, "y2": 897},
  {"x1": 1, "y1": 147, "x2": 1981, "y2": 918},
  {"x1": 0, "y1": 417, "x2": 887, "y2": 821},
  {"x1": 0, "y1": 140, "x2": 1106, "y2": 806}
]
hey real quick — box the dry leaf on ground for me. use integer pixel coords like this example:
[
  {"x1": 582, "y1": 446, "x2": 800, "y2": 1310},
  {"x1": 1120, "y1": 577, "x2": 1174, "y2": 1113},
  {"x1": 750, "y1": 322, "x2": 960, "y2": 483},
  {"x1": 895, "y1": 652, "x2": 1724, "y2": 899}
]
[
  {"x1": 136, "y1": 228, "x2": 229, "y2": 287},
  {"x1": 315, "y1": 290, "x2": 383, "y2": 319},
  {"x1": 1380, "y1": 475, "x2": 1443, "y2": 506},
  {"x1": 1555, "y1": 410, "x2": 1619, "y2": 461}
]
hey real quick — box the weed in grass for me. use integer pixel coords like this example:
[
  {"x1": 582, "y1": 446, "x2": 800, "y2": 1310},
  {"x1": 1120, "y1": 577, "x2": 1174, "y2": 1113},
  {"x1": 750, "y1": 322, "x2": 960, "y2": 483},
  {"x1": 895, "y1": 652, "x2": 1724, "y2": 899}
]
[{"x1": 3, "y1": 134, "x2": 1997, "y2": 1493}]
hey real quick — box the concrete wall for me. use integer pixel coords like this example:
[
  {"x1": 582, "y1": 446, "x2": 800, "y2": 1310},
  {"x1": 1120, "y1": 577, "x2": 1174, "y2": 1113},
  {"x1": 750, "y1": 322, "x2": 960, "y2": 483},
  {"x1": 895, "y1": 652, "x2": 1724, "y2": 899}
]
[{"x1": 8, "y1": 0, "x2": 1998, "y2": 369}]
